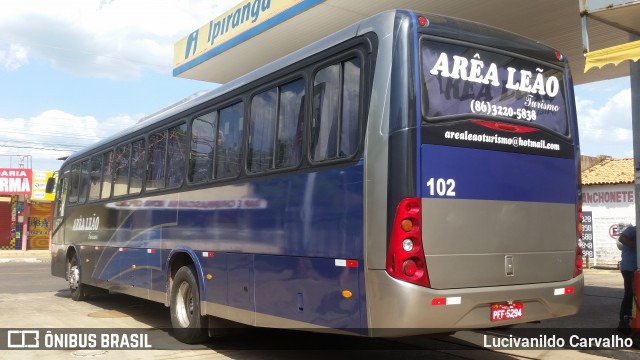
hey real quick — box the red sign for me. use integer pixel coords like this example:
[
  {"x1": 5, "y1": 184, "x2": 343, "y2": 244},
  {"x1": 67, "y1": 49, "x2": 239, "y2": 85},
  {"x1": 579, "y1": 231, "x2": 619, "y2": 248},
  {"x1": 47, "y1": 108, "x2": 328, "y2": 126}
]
[{"x1": 0, "y1": 168, "x2": 32, "y2": 195}]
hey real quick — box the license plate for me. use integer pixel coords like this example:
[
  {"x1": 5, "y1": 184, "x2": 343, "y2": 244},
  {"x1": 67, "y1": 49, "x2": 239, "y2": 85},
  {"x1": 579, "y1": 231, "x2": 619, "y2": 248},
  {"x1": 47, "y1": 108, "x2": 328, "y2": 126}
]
[{"x1": 490, "y1": 302, "x2": 524, "y2": 322}]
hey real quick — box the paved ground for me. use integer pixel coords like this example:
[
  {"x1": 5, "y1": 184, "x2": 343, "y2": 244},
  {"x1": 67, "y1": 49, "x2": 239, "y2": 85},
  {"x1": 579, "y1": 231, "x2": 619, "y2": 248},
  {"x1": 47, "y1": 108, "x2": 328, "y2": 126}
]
[{"x1": 0, "y1": 250, "x2": 638, "y2": 360}]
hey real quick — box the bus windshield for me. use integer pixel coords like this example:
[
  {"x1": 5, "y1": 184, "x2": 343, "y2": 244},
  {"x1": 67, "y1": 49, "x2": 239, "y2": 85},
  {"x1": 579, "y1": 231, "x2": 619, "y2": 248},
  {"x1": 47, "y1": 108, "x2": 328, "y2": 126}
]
[{"x1": 421, "y1": 39, "x2": 569, "y2": 136}]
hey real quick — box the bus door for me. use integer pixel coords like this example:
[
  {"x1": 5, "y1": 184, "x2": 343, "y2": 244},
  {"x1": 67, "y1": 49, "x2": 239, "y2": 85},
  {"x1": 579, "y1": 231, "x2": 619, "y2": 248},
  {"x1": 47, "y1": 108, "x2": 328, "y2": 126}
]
[
  {"x1": 418, "y1": 38, "x2": 579, "y2": 289},
  {"x1": 50, "y1": 174, "x2": 68, "y2": 278}
]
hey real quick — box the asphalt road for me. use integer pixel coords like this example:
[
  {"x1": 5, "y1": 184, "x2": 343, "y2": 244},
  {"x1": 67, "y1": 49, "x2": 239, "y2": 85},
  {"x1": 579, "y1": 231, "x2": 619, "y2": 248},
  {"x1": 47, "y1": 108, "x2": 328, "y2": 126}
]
[
  {"x1": 0, "y1": 260, "x2": 638, "y2": 360},
  {"x1": 0, "y1": 261, "x2": 65, "y2": 294}
]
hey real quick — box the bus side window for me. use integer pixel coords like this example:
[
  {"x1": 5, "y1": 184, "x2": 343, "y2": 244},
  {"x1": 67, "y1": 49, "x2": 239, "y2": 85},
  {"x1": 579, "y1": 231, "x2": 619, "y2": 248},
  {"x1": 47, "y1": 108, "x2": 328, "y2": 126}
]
[
  {"x1": 311, "y1": 57, "x2": 362, "y2": 162},
  {"x1": 101, "y1": 151, "x2": 113, "y2": 199},
  {"x1": 167, "y1": 123, "x2": 187, "y2": 188},
  {"x1": 216, "y1": 103, "x2": 244, "y2": 179},
  {"x1": 78, "y1": 159, "x2": 90, "y2": 204},
  {"x1": 147, "y1": 131, "x2": 167, "y2": 191},
  {"x1": 189, "y1": 113, "x2": 216, "y2": 183},
  {"x1": 129, "y1": 139, "x2": 145, "y2": 194},
  {"x1": 114, "y1": 144, "x2": 131, "y2": 197},
  {"x1": 276, "y1": 79, "x2": 305, "y2": 168},
  {"x1": 340, "y1": 58, "x2": 361, "y2": 157},
  {"x1": 247, "y1": 78, "x2": 305, "y2": 173},
  {"x1": 68, "y1": 163, "x2": 80, "y2": 204},
  {"x1": 248, "y1": 88, "x2": 277, "y2": 172},
  {"x1": 88, "y1": 155, "x2": 103, "y2": 201}
]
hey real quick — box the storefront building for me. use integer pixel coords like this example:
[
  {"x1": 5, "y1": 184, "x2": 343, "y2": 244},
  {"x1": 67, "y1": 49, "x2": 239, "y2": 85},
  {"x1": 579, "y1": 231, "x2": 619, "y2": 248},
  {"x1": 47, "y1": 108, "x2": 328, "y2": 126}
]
[
  {"x1": 0, "y1": 169, "x2": 53, "y2": 250},
  {"x1": 581, "y1": 158, "x2": 634, "y2": 268}
]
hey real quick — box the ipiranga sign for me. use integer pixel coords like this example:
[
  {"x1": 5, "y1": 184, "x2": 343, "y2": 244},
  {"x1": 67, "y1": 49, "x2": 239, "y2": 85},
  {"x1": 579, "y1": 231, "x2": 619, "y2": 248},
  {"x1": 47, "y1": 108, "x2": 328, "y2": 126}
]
[{"x1": 173, "y1": 0, "x2": 324, "y2": 80}]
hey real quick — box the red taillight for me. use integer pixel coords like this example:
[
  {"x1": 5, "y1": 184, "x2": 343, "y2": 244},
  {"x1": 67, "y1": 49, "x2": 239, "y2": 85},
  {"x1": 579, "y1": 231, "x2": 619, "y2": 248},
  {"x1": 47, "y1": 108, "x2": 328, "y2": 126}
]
[
  {"x1": 418, "y1": 16, "x2": 428, "y2": 27},
  {"x1": 403, "y1": 259, "x2": 418, "y2": 276},
  {"x1": 386, "y1": 198, "x2": 430, "y2": 287},
  {"x1": 471, "y1": 120, "x2": 538, "y2": 133},
  {"x1": 574, "y1": 201, "x2": 583, "y2": 277}
]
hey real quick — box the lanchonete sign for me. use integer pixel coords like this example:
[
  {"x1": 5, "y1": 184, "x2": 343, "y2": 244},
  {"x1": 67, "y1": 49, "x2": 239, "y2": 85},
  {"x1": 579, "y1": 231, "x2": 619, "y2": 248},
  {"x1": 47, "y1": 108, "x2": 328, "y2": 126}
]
[{"x1": 0, "y1": 168, "x2": 32, "y2": 195}]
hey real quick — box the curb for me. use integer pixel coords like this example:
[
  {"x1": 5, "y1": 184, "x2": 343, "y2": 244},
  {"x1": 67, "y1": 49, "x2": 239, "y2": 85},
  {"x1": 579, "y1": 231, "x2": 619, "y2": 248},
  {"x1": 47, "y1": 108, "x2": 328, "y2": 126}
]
[
  {"x1": 0, "y1": 257, "x2": 50, "y2": 263},
  {"x1": 0, "y1": 251, "x2": 51, "y2": 263},
  {"x1": 584, "y1": 267, "x2": 620, "y2": 274},
  {"x1": 0, "y1": 250, "x2": 51, "y2": 257}
]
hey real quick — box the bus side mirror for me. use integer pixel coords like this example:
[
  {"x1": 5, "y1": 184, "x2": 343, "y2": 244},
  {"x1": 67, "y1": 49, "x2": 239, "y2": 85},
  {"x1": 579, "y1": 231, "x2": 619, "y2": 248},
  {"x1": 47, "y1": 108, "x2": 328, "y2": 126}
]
[{"x1": 45, "y1": 177, "x2": 56, "y2": 194}]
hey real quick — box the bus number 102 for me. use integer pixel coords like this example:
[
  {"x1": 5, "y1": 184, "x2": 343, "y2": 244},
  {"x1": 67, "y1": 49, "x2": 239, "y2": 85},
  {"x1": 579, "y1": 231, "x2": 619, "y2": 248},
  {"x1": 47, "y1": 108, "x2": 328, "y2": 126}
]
[{"x1": 426, "y1": 178, "x2": 456, "y2": 197}]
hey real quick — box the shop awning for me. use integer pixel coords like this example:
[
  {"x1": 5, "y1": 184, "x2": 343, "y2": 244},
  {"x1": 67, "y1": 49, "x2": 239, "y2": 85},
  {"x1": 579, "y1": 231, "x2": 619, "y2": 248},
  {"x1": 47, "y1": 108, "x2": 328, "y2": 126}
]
[
  {"x1": 584, "y1": 39, "x2": 640, "y2": 72},
  {"x1": 580, "y1": 0, "x2": 640, "y2": 73}
]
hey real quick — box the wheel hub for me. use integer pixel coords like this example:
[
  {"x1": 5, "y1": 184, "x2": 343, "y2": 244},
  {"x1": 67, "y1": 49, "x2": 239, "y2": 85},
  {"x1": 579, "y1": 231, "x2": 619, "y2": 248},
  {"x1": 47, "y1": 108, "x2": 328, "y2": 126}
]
[
  {"x1": 175, "y1": 282, "x2": 193, "y2": 328},
  {"x1": 69, "y1": 265, "x2": 80, "y2": 290}
]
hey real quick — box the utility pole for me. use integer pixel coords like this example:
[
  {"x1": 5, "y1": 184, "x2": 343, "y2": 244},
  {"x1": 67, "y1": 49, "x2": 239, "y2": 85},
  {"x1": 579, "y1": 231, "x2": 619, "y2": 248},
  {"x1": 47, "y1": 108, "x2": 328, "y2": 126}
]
[{"x1": 629, "y1": 33, "x2": 640, "y2": 334}]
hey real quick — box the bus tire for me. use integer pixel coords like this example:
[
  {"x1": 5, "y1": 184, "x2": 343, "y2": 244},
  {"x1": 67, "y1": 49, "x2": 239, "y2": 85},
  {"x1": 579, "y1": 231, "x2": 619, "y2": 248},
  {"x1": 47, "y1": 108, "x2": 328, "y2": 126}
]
[
  {"x1": 170, "y1": 265, "x2": 209, "y2": 344},
  {"x1": 68, "y1": 253, "x2": 87, "y2": 301}
]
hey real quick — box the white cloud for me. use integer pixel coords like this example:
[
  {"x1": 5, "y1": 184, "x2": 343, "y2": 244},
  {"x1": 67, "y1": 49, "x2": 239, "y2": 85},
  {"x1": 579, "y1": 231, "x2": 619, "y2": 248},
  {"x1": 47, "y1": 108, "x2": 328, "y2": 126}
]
[
  {"x1": 0, "y1": 0, "x2": 238, "y2": 79},
  {"x1": 0, "y1": 109, "x2": 137, "y2": 171},
  {"x1": 0, "y1": 44, "x2": 29, "y2": 70},
  {"x1": 99, "y1": 113, "x2": 141, "y2": 138},
  {"x1": 576, "y1": 88, "x2": 633, "y2": 157}
]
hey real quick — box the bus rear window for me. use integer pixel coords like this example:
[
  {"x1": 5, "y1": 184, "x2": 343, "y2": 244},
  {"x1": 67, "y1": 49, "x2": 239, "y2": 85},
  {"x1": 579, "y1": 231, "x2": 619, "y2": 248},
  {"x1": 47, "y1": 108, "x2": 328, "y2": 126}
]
[{"x1": 421, "y1": 40, "x2": 569, "y2": 136}]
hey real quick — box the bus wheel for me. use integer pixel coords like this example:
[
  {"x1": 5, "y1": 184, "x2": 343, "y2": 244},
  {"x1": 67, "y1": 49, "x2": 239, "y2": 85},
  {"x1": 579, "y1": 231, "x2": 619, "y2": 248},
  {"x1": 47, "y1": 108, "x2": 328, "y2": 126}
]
[
  {"x1": 68, "y1": 253, "x2": 87, "y2": 301},
  {"x1": 170, "y1": 265, "x2": 208, "y2": 344}
]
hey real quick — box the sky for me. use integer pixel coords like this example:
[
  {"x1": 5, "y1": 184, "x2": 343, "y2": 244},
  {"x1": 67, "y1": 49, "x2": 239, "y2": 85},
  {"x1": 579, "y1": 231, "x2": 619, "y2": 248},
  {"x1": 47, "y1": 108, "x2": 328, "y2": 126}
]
[{"x1": 0, "y1": 0, "x2": 635, "y2": 172}]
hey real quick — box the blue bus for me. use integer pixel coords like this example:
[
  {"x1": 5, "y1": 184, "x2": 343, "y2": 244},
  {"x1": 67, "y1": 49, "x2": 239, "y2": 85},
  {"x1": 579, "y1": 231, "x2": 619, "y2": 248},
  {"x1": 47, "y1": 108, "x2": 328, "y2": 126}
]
[{"x1": 49, "y1": 10, "x2": 583, "y2": 343}]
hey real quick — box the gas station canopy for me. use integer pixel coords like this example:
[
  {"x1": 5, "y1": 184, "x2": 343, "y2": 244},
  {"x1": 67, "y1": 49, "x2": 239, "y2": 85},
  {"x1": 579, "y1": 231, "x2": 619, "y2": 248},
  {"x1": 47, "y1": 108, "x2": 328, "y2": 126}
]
[{"x1": 173, "y1": 0, "x2": 640, "y2": 85}]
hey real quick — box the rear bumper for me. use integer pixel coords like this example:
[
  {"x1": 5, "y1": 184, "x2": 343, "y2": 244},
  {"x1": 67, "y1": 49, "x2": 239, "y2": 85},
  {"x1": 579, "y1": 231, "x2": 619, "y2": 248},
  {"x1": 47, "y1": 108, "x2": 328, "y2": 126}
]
[{"x1": 365, "y1": 269, "x2": 583, "y2": 337}]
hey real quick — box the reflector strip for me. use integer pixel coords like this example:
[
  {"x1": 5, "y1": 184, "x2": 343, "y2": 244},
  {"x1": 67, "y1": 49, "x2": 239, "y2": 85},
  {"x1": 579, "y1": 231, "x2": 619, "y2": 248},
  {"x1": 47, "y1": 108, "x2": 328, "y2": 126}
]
[
  {"x1": 147, "y1": 249, "x2": 156, "y2": 254},
  {"x1": 431, "y1": 297, "x2": 462, "y2": 306},
  {"x1": 335, "y1": 259, "x2": 358, "y2": 267},
  {"x1": 202, "y1": 252, "x2": 214, "y2": 258},
  {"x1": 432, "y1": 298, "x2": 446, "y2": 306},
  {"x1": 554, "y1": 287, "x2": 575, "y2": 295}
]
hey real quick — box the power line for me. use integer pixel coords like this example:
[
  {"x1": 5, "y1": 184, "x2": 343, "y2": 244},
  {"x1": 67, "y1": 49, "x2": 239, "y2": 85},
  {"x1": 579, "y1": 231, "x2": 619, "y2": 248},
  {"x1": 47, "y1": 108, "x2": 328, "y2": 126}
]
[
  {"x1": 0, "y1": 144, "x2": 78, "y2": 152},
  {"x1": 0, "y1": 138, "x2": 89, "y2": 148},
  {"x1": 0, "y1": 129, "x2": 101, "y2": 141}
]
